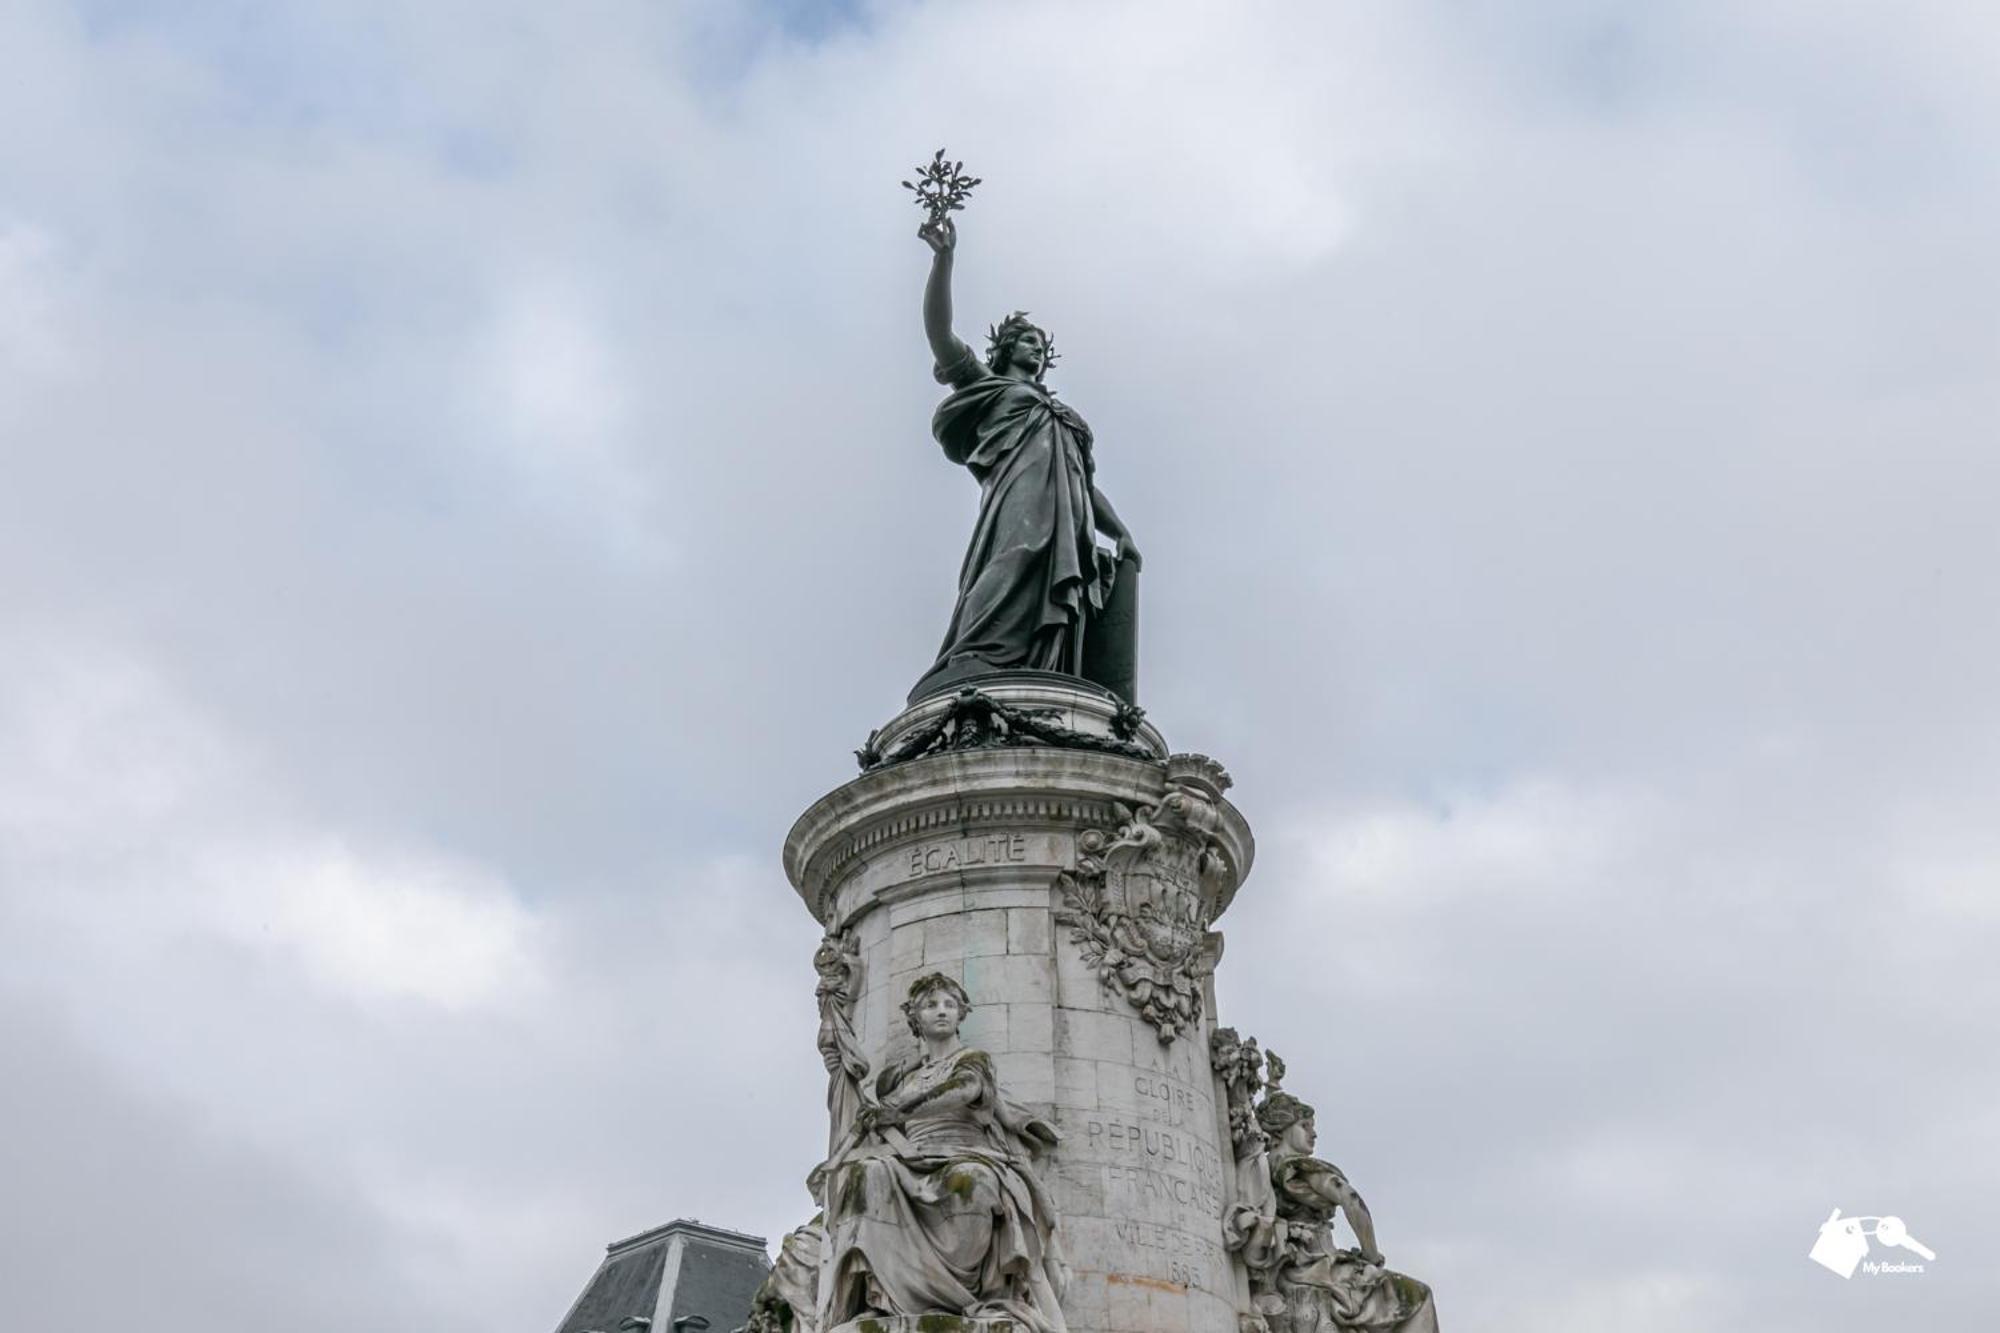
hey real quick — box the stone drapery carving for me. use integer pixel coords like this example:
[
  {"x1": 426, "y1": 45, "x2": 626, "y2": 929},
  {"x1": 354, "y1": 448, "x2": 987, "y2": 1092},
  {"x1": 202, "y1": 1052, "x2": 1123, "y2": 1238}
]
[
  {"x1": 819, "y1": 974, "x2": 1068, "y2": 1333},
  {"x1": 1055, "y1": 754, "x2": 1233, "y2": 1044},
  {"x1": 741, "y1": 931, "x2": 868, "y2": 1333},
  {"x1": 1211, "y1": 1037, "x2": 1440, "y2": 1333},
  {"x1": 739, "y1": 1219, "x2": 826, "y2": 1333},
  {"x1": 815, "y1": 928, "x2": 869, "y2": 1153},
  {"x1": 857, "y1": 688, "x2": 1154, "y2": 772},
  {"x1": 1211, "y1": 1028, "x2": 1284, "y2": 1284}
]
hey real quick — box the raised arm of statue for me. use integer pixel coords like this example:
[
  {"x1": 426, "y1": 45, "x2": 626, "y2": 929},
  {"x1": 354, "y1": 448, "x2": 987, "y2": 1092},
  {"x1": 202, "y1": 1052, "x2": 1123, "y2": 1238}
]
[{"x1": 919, "y1": 218, "x2": 973, "y2": 371}]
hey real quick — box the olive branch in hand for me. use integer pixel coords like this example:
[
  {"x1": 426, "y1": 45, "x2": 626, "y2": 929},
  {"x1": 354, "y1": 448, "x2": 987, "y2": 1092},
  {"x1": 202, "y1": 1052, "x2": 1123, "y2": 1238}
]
[{"x1": 903, "y1": 148, "x2": 981, "y2": 228}]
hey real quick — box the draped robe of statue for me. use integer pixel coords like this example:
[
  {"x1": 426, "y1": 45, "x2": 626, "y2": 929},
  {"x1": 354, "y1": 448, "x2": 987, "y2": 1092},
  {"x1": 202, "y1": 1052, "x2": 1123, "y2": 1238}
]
[
  {"x1": 822, "y1": 1047, "x2": 1068, "y2": 1333},
  {"x1": 910, "y1": 345, "x2": 1127, "y2": 702},
  {"x1": 1268, "y1": 1148, "x2": 1439, "y2": 1333}
]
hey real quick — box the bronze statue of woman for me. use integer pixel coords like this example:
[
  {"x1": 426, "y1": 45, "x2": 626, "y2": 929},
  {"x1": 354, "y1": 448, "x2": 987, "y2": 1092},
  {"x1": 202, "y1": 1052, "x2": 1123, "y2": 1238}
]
[{"x1": 909, "y1": 214, "x2": 1142, "y2": 704}]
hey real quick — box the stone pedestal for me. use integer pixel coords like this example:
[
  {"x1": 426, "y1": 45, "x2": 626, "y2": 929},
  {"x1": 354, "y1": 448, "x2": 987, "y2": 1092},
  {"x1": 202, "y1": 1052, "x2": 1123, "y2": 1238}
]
[
  {"x1": 831, "y1": 1318, "x2": 1021, "y2": 1333},
  {"x1": 786, "y1": 676, "x2": 1255, "y2": 1333}
]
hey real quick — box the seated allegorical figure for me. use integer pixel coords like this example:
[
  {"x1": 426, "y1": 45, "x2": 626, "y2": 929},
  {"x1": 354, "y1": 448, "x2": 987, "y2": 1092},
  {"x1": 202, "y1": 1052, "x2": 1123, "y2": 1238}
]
[
  {"x1": 820, "y1": 973, "x2": 1068, "y2": 1332},
  {"x1": 1256, "y1": 1090, "x2": 1440, "y2": 1333}
]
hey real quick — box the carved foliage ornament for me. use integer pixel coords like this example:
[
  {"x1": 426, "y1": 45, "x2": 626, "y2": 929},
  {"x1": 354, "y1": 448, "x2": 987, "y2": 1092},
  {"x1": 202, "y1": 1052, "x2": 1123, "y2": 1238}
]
[
  {"x1": 1211, "y1": 1026, "x2": 1271, "y2": 1161},
  {"x1": 1056, "y1": 754, "x2": 1232, "y2": 1044}
]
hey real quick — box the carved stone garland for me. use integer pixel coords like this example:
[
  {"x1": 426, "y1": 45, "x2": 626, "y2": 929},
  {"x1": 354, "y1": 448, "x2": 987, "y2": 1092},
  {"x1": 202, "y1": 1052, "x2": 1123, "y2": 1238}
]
[{"x1": 1054, "y1": 754, "x2": 1233, "y2": 1044}]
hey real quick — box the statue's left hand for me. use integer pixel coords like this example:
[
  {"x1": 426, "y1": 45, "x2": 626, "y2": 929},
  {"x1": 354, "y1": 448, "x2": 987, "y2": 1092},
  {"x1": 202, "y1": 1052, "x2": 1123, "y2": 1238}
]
[{"x1": 1115, "y1": 534, "x2": 1143, "y2": 572}]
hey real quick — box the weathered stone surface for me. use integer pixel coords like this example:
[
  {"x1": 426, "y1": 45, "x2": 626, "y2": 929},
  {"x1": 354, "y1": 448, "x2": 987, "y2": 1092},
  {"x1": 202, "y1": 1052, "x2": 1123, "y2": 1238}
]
[
  {"x1": 818, "y1": 928, "x2": 868, "y2": 1155},
  {"x1": 785, "y1": 689, "x2": 1249, "y2": 933},
  {"x1": 1054, "y1": 755, "x2": 1234, "y2": 1045},
  {"x1": 1211, "y1": 1038, "x2": 1441, "y2": 1333},
  {"x1": 786, "y1": 689, "x2": 1257, "y2": 1333},
  {"x1": 829, "y1": 1315, "x2": 1021, "y2": 1333},
  {"x1": 820, "y1": 974, "x2": 1066, "y2": 1332},
  {"x1": 741, "y1": 1220, "x2": 825, "y2": 1333}
]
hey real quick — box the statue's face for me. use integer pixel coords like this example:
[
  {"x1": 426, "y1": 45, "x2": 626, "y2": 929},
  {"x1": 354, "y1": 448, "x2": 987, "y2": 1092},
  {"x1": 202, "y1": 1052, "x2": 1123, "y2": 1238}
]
[
  {"x1": 1288, "y1": 1115, "x2": 1317, "y2": 1154},
  {"x1": 913, "y1": 986, "x2": 965, "y2": 1038},
  {"x1": 1010, "y1": 328, "x2": 1048, "y2": 375}
]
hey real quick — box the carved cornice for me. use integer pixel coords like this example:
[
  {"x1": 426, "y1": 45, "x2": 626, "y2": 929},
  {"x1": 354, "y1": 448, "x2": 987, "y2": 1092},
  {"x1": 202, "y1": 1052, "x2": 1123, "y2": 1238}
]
[
  {"x1": 786, "y1": 747, "x2": 1255, "y2": 925},
  {"x1": 813, "y1": 793, "x2": 1124, "y2": 920}
]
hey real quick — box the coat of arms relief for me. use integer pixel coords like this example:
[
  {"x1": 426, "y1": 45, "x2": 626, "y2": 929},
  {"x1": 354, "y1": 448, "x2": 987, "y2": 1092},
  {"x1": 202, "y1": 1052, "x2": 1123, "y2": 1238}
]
[{"x1": 1055, "y1": 753, "x2": 1234, "y2": 1044}]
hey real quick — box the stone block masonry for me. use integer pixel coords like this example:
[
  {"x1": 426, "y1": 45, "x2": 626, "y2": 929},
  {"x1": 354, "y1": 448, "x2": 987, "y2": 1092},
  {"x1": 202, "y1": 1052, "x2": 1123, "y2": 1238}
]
[{"x1": 786, "y1": 678, "x2": 1256, "y2": 1333}]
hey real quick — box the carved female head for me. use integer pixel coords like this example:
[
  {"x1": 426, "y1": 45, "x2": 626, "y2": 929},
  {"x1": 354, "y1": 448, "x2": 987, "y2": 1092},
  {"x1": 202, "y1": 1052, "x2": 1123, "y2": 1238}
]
[
  {"x1": 986, "y1": 311, "x2": 1057, "y2": 381},
  {"x1": 1256, "y1": 1090, "x2": 1317, "y2": 1153},
  {"x1": 901, "y1": 972, "x2": 974, "y2": 1039}
]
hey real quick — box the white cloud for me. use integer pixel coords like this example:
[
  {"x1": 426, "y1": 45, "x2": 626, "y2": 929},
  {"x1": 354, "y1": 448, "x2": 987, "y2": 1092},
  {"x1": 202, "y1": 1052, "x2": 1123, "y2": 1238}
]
[
  {"x1": 199, "y1": 835, "x2": 543, "y2": 1011},
  {"x1": 0, "y1": 639, "x2": 540, "y2": 1012},
  {"x1": 0, "y1": 633, "x2": 820, "y2": 1325},
  {"x1": 1535, "y1": 1271, "x2": 1725, "y2": 1333},
  {"x1": 2, "y1": 1, "x2": 1997, "y2": 1329},
  {"x1": 0, "y1": 222, "x2": 78, "y2": 378},
  {"x1": 1287, "y1": 780, "x2": 1660, "y2": 907},
  {"x1": 462, "y1": 274, "x2": 668, "y2": 560}
]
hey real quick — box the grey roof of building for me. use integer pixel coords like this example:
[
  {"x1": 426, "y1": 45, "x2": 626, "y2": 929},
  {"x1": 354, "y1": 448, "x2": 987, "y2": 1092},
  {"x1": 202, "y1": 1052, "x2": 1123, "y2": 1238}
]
[
  {"x1": 662, "y1": 1231, "x2": 773, "y2": 1331},
  {"x1": 555, "y1": 1219, "x2": 770, "y2": 1333}
]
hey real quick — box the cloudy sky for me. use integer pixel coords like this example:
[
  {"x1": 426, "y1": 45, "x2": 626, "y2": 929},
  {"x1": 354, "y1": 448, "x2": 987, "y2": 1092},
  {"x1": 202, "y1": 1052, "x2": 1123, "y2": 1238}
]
[{"x1": 2, "y1": 1, "x2": 1996, "y2": 1329}]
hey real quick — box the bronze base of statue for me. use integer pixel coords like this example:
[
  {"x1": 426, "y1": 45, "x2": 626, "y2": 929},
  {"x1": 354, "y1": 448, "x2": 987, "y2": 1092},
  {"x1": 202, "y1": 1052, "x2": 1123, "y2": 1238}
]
[{"x1": 908, "y1": 666, "x2": 1117, "y2": 706}]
